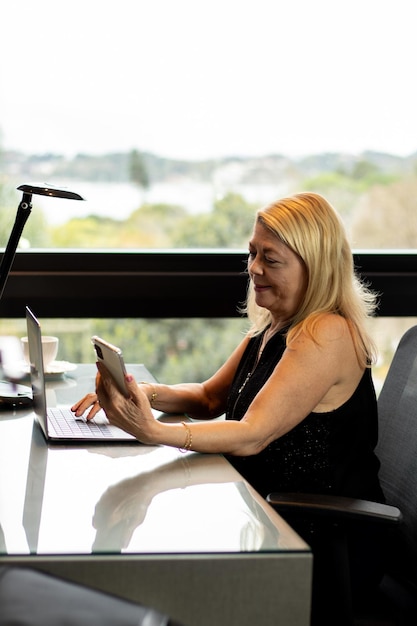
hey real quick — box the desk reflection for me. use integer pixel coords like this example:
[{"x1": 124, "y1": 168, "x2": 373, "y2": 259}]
[
  {"x1": 22, "y1": 423, "x2": 282, "y2": 555},
  {"x1": 92, "y1": 454, "x2": 280, "y2": 552}
]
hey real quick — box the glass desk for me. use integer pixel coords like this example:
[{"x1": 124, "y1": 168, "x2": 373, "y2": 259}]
[{"x1": 0, "y1": 364, "x2": 312, "y2": 626}]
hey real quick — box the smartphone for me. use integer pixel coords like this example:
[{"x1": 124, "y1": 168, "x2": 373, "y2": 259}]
[{"x1": 91, "y1": 336, "x2": 129, "y2": 397}]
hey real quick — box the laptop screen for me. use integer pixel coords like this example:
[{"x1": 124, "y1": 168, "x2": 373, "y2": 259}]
[{"x1": 25, "y1": 306, "x2": 48, "y2": 433}]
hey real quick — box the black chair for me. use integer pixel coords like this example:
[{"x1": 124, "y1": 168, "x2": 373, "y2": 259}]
[
  {"x1": 267, "y1": 325, "x2": 417, "y2": 625},
  {"x1": 0, "y1": 566, "x2": 183, "y2": 626}
]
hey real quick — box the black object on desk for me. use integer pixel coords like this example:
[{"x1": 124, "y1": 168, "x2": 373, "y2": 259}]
[{"x1": 0, "y1": 381, "x2": 33, "y2": 410}]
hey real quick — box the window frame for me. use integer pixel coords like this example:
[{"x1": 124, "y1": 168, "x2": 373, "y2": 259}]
[{"x1": 1, "y1": 249, "x2": 417, "y2": 318}]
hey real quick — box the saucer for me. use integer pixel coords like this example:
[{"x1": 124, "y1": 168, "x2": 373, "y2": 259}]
[
  {"x1": 19, "y1": 360, "x2": 77, "y2": 381},
  {"x1": 44, "y1": 361, "x2": 77, "y2": 380}
]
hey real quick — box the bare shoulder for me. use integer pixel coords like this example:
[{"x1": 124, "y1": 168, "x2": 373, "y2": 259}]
[
  {"x1": 287, "y1": 313, "x2": 354, "y2": 354},
  {"x1": 282, "y1": 314, "x2": 362, "y2": 402},
  {"x1": 314, "y1": 313, "x2": 351, "y2": 342}
]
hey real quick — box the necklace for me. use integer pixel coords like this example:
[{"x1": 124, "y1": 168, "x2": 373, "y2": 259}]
[
  {"x1": 229, "y1": 325, "x2": 287, "y2": 421},
  {"x1": 255, "y1": 324, "x2": 281, "y2": 363},
  {"x1": 255, "y1": 342, "x2": 265, "y2": 365},
  {"x1": 238, "y1": 328, "x2": 270, "y2": 393}
]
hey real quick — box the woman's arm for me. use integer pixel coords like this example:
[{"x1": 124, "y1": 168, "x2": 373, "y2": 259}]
[
  {"x1": 72, "y1": 334, "x2": 251, "y2": 420},
  {"x1": 96, "y1": 315, "x2": 364, "y2": 456}
]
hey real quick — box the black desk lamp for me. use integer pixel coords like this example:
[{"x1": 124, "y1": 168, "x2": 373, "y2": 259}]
[
  {"x1": 0, "y1": 182, "x2": 85, "y2": 408},
  {"x1": 0, "y1": 183, "x2": 85, "y2": 300}
]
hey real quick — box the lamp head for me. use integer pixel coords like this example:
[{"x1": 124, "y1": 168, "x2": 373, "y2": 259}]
[
  {"x1": 0, "y1": 181, "x2": 86, "y2": 324},
  {"x1": 17, "y1": 182, "x2": 85, "y2": 201}
]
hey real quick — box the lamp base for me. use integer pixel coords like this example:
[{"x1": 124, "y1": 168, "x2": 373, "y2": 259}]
[{"x1": 0, "y1": 380, "x2": 33, "y2": 410}]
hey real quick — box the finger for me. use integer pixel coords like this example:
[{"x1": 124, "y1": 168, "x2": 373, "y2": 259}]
[
  {"x1": 124, "y1": 373, "x2": 140, "y2": 398},
  {"x1": 71, "y1": 400, "x2": 83, "y2": 412},
  {"x1": 71, "y1": 393, "x2": 98, "y2": 416},
  {"x1": 96, "y1": 361, "x2": 119, "y2": 396},
  {"x1": 96, "y1": 360, "x2": 110, "y2": 379},
  {"x1": 85, "y1": 401, "x2": 102, "y2": 421}
]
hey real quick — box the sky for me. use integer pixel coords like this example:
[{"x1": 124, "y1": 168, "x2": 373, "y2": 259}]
[{"x1": 1, "y1": 0, "x2": 416, "y2": 161}]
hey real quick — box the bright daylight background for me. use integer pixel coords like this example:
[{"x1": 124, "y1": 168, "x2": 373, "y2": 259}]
[{"x1": 1, "y1": 0, "x2": 416, "y2": 160}]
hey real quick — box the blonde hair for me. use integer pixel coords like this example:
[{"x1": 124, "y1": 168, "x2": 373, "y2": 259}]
[{"x1": 244, "y1": 192, "x2": 378, "y2": 367}]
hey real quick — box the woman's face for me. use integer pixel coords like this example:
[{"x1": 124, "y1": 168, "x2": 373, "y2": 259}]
[{"x1": 248, "y1": 221, "x2": 308, "y2": 323}]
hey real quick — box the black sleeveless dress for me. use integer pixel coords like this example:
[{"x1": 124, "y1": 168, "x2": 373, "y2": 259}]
[{"x1": 225, "y1": 327, "x2": 384, "y2": 502}]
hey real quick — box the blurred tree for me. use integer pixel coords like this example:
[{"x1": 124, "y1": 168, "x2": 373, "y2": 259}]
[
  {"x1": 48, "y1": 194, "x2": 258, "y2": 249},
  {"x1": 124, "y1": 203, "x2": 187, "y2": 248},
  {"x1": 172, "y1": 192, "x2": 257, "y2": 247},
  {"x1": 302, "y1": 165, "x2": 399, "y2": 228},
  {"x1": 350, "y1": 176, "x2": 417, "y2": 248},
  {"x1": 351, "y1": 160, "x2": 380, "y2": 180},
  {"x1": 91, "y1": 316, "x2": 249, "y2": 383},
  {"x1": 50, "y1": 204, "x2": 189, "y2": 248},
  {"x1": 350, "y1": 159, "x2": 398, "y2": 187},
  {"x1": 129, "y1": 150, "x2": 149, "y2": 189},
  {"x1": 51, "y1": 215, "x2": 123, "y2": 247}
]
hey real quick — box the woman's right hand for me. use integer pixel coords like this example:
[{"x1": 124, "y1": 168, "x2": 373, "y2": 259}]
[{"x1": 71, "y1": 391, "x2": 102, "y2": 420}]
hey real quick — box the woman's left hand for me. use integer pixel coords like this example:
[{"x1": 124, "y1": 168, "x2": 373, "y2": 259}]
[{"x1": 96, "y1": 361, "x2": 156, "y2": 443}]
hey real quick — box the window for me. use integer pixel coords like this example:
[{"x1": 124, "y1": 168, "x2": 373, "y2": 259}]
[
  {"x1": 1, "y1": 1, "x2": 416, "y2": 385},
  {"x1": 1, "y1": 0, "x2": 416, "y2": 250}
]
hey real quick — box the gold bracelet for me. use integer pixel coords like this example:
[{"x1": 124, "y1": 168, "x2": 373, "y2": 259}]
[
  {"x1": 140, "y1": 381, "x2": 158, "y2": 406},
  {"x1": 180, "y1": 421, "x2": 192, "y2": 452},
  {"x1": 150, "y1": 386, "x2": 157, "y2": 406}
]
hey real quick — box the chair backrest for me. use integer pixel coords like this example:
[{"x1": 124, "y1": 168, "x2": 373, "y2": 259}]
[{"x1": 377, "y1": 325, "x2": 417, "y2": 592}]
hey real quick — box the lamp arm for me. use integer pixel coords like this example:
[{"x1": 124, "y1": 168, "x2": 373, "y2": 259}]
[{"x1": 0, "y1": 192, "x2": 33, "y2": 301}]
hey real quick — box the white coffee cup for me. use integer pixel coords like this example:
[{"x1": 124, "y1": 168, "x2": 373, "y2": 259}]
[{"x1": 21, "y1": 336, "x2": 59, "y2": 370}]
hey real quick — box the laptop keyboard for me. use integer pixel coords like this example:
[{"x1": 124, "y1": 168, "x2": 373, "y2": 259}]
[{"x1": 47, "y1": 407, "x2": 115, "y2": 438}]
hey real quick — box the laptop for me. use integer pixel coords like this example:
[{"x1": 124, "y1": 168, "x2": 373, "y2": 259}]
[{"x1": 25, "y1": 306, "x2": 138, "y2": 443}]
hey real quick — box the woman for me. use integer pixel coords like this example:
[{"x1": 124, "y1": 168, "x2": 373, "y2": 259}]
[{"x1": 72, "y1": 192, "x2": 383, "y2": 503}]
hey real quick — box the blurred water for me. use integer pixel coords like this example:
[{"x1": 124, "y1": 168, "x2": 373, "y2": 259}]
[{"x1": 32, "y1": 180, "x2": 288, "y2": 225}]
